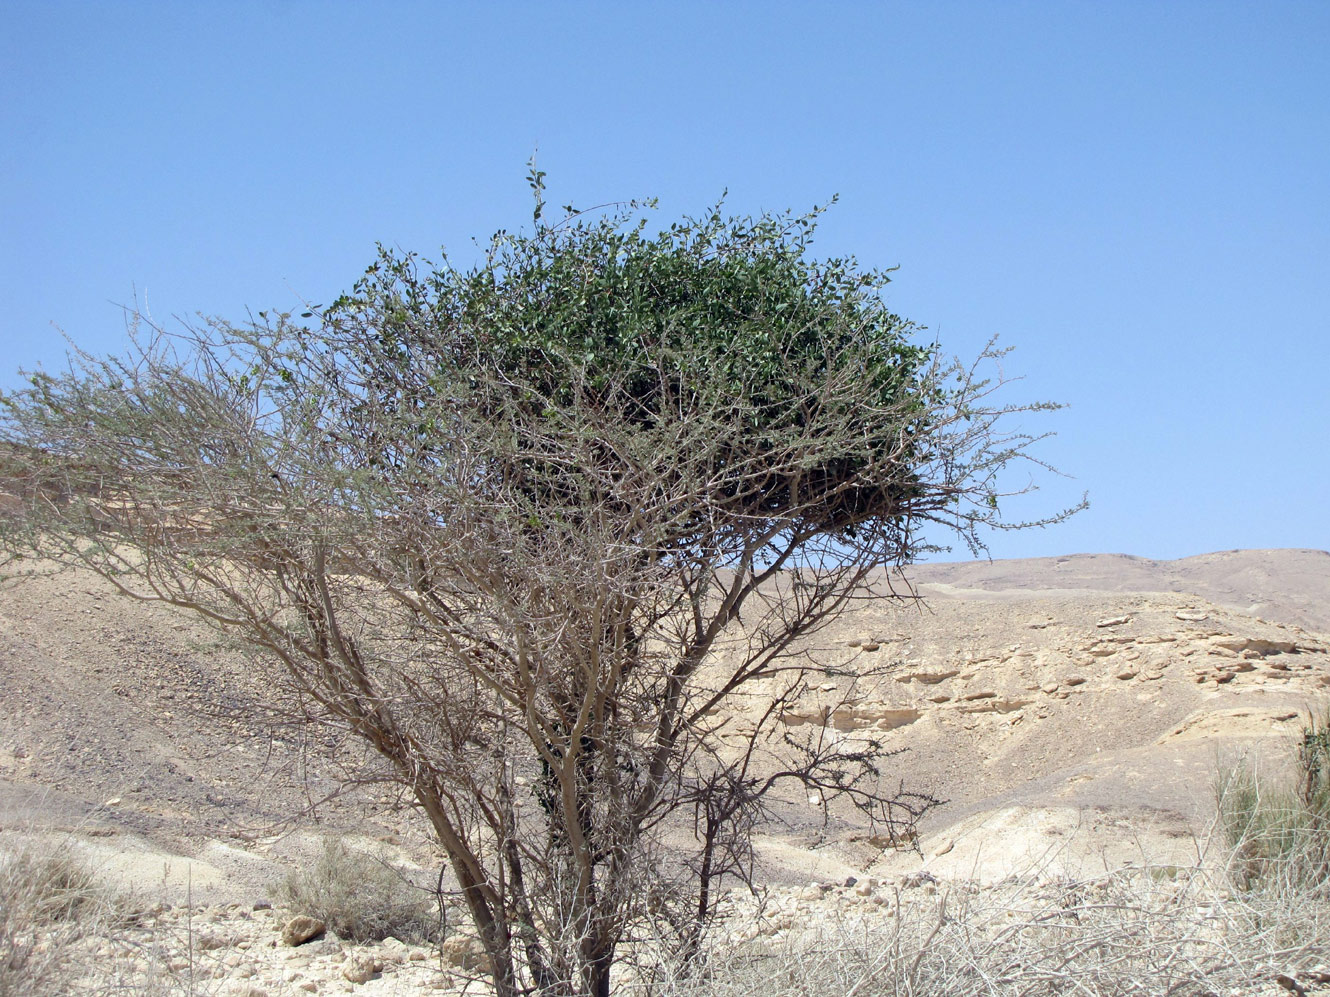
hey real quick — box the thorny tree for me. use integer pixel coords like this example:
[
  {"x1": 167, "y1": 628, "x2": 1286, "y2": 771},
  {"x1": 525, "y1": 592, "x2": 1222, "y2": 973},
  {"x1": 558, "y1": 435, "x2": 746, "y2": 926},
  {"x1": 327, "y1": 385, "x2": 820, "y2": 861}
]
[{"x1": 0, "y1": 180, "x2": 1078, "y2": 996}]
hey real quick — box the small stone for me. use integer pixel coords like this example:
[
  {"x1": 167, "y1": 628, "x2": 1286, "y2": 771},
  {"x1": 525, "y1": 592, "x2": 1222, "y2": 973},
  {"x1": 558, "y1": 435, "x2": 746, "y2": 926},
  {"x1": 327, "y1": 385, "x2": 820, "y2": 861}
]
[
  {"x1": 843, "y1": 876, "x2": 858, "y2": 888},
  {"x1": 281, "y1": 915, "x2": 327, "y2": 947},
  {"x1": 1143, "y1": 670, "x2": 1163, "y2": 681},
  {"x1": 1063, "y1": 676, "x2": 1087, "y2": 687},
  {"x1": 1096, "y1": 616, "x2": 1131, "y2": 628},
  {"x1": 341, "y1": 954, "x2": 380, "y2": 984},
  {"x1": 1175, "y1": 609, "x2": 1208, "y2": 621},
  {"x1": 253, "y1": 901, "x2": 272, "y2": 911},
  {"x1": 197, "y1": 932, "x2": 231, "y2": 952},
  {"x1": 441, "y1": 934, "x2": 489, "y2": 974},
  {"x1": 1115, "y1": 670, "x2": 1137, "y2": 681},
  {"x1": 1040, "y1": 682, "x2": 1059, "y2": 694},
  {"x1": 861, "y1": 642, "x2": 881, "y2": 652},
  {"x1": 932, "y1": 837, "x2": 955, "y2": 857}
]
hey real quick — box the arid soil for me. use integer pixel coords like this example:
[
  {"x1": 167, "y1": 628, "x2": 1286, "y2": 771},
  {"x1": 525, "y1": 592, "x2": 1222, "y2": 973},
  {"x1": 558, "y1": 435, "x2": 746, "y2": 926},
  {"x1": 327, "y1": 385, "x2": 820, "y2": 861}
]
[{"x1": 2, "y1": 548, "x2": 1327, "y2": 993}]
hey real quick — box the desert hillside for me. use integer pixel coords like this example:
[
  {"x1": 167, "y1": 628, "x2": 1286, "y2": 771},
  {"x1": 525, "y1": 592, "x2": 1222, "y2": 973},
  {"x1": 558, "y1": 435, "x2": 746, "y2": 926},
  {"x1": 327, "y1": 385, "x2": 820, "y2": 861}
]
[
  {"x1": 2, "y1": 548, "x2": 1327, "y2": 993},
  {"x1": 3, "y1": 546, "x2": 1326, "y2": 883}
]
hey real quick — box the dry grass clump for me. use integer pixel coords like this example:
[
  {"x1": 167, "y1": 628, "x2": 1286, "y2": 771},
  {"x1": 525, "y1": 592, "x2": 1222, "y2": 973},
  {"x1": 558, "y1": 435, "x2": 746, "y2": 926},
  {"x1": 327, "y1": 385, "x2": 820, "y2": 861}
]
[
  {"x1": 648, "y1": 865, "x2": 1329, "y2": 997},
  {"x1": 279, "y1": 838, "x2": 440, "y2": 943},
  {"x1": 1217, "y1": 710, "x2": 1330, "y2": 897},
  {"x1": 641, "y1": 721, "x2": 1330, "y2": 997},
  {"x1": 0, "y1": 841, "x2": 117, "y2": 996}
]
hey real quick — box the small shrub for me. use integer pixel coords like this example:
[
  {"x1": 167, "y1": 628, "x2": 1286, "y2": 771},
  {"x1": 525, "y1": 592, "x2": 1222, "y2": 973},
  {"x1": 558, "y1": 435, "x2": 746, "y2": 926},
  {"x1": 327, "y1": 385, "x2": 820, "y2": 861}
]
[
  {"x1": 0, "y1": 842, "x2": 111, "y2": 996},
  {"x1": 643, "y1": 866, "x2": 1329, "y2": 997},
  {"x1": 1298, "y1": 712, "x2": 1330, "y2": 809},
  {"x1": 1216, "y1": 709, "x2": 1330, "y2": 896},
  {"x1": 279, "y1": 839, "x2": 439, "y2": 943}
]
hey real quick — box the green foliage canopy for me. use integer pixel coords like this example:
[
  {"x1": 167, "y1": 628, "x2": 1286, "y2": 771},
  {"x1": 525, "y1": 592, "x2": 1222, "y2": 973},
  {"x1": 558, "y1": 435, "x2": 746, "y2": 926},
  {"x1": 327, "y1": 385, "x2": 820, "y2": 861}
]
[{"x1": 316, "y1": 185, "x2": 953, "y2": 552}]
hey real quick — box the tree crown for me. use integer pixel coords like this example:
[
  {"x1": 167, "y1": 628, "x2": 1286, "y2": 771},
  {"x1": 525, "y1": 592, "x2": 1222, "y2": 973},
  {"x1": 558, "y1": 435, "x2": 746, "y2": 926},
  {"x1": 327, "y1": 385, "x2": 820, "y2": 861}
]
[{"x1": 314, "y1": 183, "x2": 957, "y2": 553}]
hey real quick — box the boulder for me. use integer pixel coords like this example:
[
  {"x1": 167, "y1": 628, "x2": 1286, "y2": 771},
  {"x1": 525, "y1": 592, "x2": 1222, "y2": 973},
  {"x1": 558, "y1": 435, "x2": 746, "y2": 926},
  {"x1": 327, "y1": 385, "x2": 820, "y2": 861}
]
[{"x1": 281, "y1": 915, "x2": 326, "y2": 947}]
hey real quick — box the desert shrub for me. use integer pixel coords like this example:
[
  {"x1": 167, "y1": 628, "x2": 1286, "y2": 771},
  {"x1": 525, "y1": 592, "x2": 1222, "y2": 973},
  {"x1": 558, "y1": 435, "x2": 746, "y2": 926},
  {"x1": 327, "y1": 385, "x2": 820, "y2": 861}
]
[
  {"x1": 279, "y1": 839, "x2": 439, "y2": 943},
  {"x1": 644, "y1": 866, "x2": 1330, "y2": 997},
  {"x1": 0, "y1": 179, "x2": 1079, "y2": 997},
  {"x1": 0, "y1": 842, "x2": 111, "y2": 996},
  {"x1": 1217, "y1": 710, "x2": 1330, "y2": 896}
]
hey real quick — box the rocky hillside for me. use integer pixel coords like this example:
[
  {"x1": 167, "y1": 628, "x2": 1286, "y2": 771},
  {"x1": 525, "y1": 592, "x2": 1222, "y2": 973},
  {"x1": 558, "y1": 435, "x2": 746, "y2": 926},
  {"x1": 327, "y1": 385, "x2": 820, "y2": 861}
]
[
  {"x1": 742, "y1": 557, "x2": 1329, "y2": 884},
  {"x1": 1, "y1": 549, "x2": 1327, "y2": 993}
]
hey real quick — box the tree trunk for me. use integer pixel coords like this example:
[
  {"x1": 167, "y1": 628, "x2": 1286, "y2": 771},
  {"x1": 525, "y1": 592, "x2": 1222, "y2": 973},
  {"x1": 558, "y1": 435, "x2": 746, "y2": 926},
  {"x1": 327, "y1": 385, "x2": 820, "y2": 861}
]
[
  {"x1": 411, "y1": 785, "x2": 522, "y2": 997},
  {"x1": 585, "y1": 941, "x2": 615, "y2": 997}
]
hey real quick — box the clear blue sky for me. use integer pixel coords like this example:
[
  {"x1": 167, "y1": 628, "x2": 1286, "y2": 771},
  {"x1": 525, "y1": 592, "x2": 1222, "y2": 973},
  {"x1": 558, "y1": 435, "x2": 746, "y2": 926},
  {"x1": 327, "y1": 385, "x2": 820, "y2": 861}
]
[{"x1": 3, "y1": 2, "x2": 1326, "y2": 561}]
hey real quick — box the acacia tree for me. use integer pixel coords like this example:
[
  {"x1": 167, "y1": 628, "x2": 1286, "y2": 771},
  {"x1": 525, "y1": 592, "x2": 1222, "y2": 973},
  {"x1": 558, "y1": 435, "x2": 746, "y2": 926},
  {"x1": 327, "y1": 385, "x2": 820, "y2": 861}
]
[{"x1": 0, "y1": 181, "x2": 1075, "y2": 996}]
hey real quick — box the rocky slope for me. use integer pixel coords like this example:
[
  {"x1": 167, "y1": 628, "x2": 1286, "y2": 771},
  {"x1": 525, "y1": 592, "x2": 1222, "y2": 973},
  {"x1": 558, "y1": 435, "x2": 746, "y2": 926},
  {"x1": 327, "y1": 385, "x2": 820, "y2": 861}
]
[{"x1": 1, "y1": 548, "x2": 1327, "y2": 993}]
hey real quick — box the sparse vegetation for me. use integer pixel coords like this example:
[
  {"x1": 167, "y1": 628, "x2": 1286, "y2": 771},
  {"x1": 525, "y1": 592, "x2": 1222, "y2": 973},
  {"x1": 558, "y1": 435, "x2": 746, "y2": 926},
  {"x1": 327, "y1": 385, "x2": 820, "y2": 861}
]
[
  {"x1": 278, "y1": 839, "x2": 440, "y2": 943},
  {"x1": 647, "y1": 865, "x2": 1330, "y2": 997},
  {"x1": 6, "y1": 840, "x2": 1324, "y2": 996},
  {"x1": 0, "y1": 841, "x2": 113, "y2": 996},
  {"x1": 1217, "y1": 710, "x2": 1330, "y2": 897}
]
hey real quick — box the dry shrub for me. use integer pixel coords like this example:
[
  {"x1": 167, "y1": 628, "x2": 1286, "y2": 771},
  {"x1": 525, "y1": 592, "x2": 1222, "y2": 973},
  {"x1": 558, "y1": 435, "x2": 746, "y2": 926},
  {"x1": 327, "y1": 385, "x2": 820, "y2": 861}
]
[
  {"x1": 647, "y1": 865, "x2": 1329, "y2": 997},
  {"x1": 279, "y1": 839, "x2": 440, "y2": 943},
  {"x1": 1217, "y1": 710, "x2": 1330, "y2": 897},
  {"x1": 0, "y1": 841, "x2": 115, "y2": 996}
]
